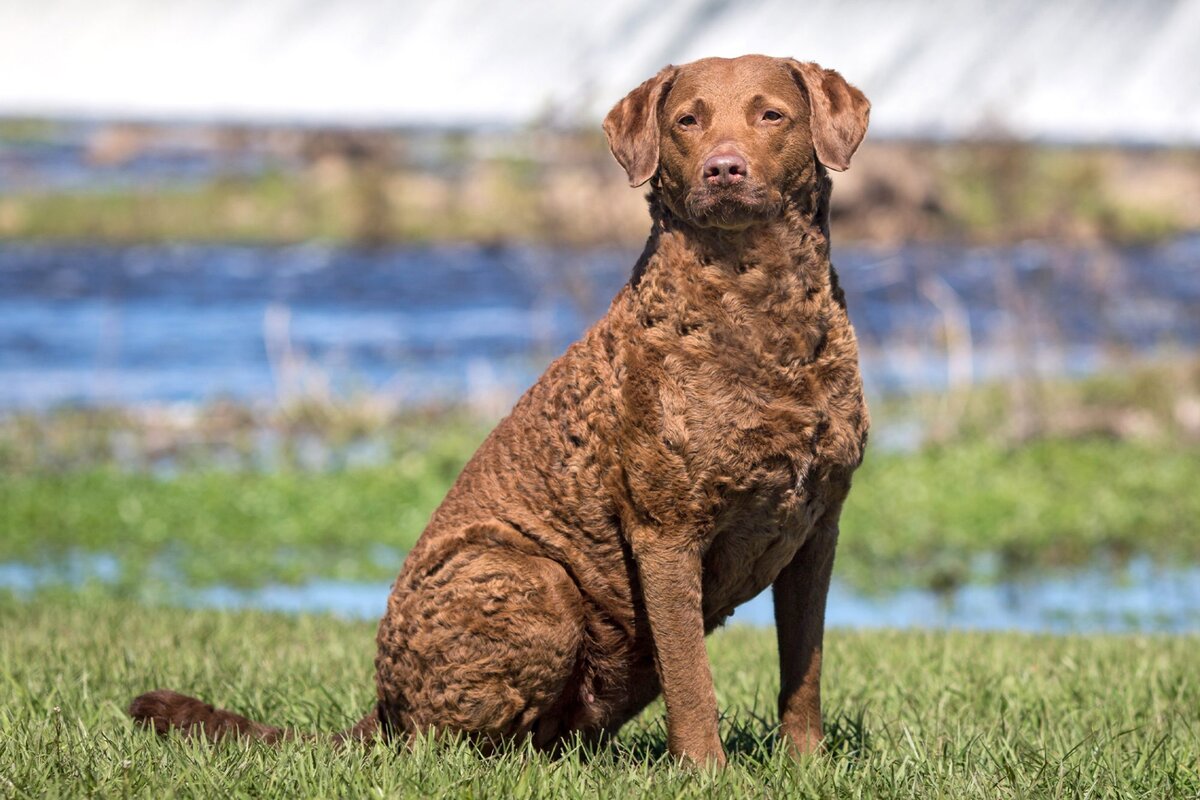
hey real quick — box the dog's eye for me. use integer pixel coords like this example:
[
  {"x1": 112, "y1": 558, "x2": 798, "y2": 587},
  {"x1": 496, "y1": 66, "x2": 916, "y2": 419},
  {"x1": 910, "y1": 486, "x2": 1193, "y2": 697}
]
[
  {"x1": 762, "y1": 110, "x2": 783, "y2": 122},
  {"x1": 677, "y1": 114, "x2": 697, "y2": 127}
]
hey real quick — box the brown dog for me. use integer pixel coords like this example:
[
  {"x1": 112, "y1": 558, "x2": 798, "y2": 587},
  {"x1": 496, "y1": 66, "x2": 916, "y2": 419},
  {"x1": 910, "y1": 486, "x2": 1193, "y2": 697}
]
[{"x1": 130, "y1": 54, "x2": 871, "y2": 767}]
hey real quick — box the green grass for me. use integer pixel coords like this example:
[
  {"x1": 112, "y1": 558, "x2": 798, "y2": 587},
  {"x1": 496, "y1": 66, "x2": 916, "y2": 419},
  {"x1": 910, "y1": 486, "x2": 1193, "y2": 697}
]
[
  {"x1": 1, "y1": 596, "x2": 1196, "y2": 798},
  {"x1": 1, "y1": 436, "x2": 1198, "y2": 592},
  {"x1": 837, "y1": 438, "x2": 1200, "y2": 590}
]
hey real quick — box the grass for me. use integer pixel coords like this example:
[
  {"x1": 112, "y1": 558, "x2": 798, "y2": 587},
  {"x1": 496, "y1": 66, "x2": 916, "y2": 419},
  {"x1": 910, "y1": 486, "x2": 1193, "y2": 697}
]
[
  {"x1": 838, "y1": 438, "x2": 1200, "y2": 590},
  {"x1": 0, "y1": 595, "x2": 1196, "y2": 798},
  {"x1": 1, "y1": 380, "x2": 1196, "y2": 795},
  {"x1": 1, "y1": 434, "x2": 1198, "y2": 592}
]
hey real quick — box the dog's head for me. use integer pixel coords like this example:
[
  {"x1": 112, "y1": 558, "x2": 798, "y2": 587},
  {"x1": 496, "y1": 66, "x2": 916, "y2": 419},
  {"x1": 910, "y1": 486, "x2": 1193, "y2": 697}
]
[{"x1": 603, "y1": 55, "x2": 870, "y2": 229}]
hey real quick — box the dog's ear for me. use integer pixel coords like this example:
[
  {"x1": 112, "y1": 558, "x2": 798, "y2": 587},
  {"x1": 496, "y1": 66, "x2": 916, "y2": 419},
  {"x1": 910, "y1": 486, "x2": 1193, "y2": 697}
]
[
  {"x1": 787, "y1": 61, "x2": 870, "y2": 172},
  {"x1": 603, "y1": 65, "x2": 678, "y2": 187}
]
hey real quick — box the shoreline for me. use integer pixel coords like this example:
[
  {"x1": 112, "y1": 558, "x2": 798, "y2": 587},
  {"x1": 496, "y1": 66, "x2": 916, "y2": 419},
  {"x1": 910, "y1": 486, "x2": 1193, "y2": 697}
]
[{"x1": 2, "y1": 126, "x2": 1197, "y2": 247}]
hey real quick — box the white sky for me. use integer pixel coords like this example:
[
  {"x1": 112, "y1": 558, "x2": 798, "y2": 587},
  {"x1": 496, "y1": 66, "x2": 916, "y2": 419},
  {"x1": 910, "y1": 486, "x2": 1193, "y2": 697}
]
[{"x1": 1, "y1": 0, "x2": 1198, "y2": 143}]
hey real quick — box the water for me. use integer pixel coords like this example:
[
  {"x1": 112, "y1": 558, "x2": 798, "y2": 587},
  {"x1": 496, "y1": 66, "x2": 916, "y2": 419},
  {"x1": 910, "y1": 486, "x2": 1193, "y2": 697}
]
[
  {"x1": 190, "y1": 561, "x2": 1200, "y2": 634},
  {"x1": 184, "y1": 558, "x2": 1200, "y2": 633},
  {"x1": 0, "y1": 122, "x2": 282, "y2": 195},
  {"x1": 3, "y1": 554, "x2": 1197, "y2": 634},
  {"x1": 2, "y1": 223, "x2": 1198, "y2": 635},
  {"x1": 2, "y1": 238, "x2": 1198, "y2": 411}
]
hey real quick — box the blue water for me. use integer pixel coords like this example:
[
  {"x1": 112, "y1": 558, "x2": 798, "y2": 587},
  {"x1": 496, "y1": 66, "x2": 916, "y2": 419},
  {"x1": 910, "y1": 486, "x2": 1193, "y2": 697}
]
[
  {"x1": 185, "y1": 559, "x2": 1200, "y2": 633},
  {"x1": 0, "y1": 122, "x2": 287, "y2": 195},
  {"x1": 1, "y1": 237, "x2": 1198, "y2": 410},
  {"x1": 3, "y1": 554, "x2": 1197, "y2": 634},
  {"x1": 3, "y1": 233, "x2": 1198, "y2": 632}
]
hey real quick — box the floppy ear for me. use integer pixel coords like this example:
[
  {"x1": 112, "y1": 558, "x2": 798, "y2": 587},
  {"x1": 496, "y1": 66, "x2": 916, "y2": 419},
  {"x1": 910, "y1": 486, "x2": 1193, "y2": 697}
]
[
  {"x1": 788, "y1": 61, "x2": 870, "y2": 172},
  {"x1": 603, "y1": 65, "x2": 678, "y2": 187}
]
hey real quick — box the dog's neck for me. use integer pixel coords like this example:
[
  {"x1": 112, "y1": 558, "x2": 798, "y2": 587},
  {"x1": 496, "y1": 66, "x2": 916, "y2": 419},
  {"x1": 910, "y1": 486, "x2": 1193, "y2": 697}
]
[{"x1": 631, "y1": 168, "x2": 839, "y2": 304}]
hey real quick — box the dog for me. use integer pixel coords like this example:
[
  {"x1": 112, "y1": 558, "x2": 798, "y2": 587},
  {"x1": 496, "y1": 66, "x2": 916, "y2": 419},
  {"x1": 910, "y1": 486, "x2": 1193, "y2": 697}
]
[{"x1": 130, "y1": 54, "x2": 871, "y2": 767}]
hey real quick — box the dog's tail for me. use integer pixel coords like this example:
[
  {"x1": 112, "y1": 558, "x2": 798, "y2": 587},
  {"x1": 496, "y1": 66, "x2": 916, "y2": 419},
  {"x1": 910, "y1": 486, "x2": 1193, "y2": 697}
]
[{"x1": 128, "y1": 689, "x2": 379, "y2": 746}]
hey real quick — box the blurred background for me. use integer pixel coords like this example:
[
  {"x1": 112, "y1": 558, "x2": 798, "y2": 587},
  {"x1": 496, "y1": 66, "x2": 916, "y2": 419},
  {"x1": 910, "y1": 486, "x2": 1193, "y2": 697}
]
[{"x1": 1, "y1": 0, "x2": 1198, "y2": 631}]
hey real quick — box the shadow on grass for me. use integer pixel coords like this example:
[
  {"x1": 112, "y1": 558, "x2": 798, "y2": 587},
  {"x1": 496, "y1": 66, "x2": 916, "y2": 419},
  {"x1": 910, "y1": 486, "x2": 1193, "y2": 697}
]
[{"x1": 605, "y1": 706, "x2": 873, "y2": 767}]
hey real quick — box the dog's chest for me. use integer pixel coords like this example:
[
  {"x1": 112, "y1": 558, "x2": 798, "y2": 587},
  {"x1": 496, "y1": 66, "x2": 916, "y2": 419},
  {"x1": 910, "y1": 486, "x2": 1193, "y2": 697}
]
[
  {"x1": 658, "y1": 289, "x2": 868, "y2": 497},
  {"x1": 697, "y1": 465, "x2": 827, "y2": 626},
  {"x1": 620, "y1": 252, "x2": 867, "y2": 621},
  {"x1": 651, "y1": 287, "x2": 867, "y2": 623}
]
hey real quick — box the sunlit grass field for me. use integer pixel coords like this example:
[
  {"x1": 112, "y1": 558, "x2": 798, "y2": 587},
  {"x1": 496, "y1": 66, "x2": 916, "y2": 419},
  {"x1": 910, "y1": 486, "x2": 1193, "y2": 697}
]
[
  {"x1": 1, "y1": 596, "x2": 1196, "y2": 798},
  {"x1": 2, "y1": 435, "x2": 1198, "y2": 592},
  {"x1": 3, "y1": 366, "x2": 1198, "y2": 795}
]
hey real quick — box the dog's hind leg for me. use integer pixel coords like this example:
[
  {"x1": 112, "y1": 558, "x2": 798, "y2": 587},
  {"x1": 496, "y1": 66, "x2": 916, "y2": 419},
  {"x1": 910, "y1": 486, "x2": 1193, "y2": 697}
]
[{"x1": 375, "y1": 542, "x2": 587, "y2": 751}]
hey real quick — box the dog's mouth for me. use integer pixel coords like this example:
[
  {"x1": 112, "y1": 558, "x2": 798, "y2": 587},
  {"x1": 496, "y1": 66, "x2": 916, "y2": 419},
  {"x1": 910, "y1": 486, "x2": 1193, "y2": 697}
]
[{"x1": 683, "y1": 182, "x2": 781, "y2": 229}]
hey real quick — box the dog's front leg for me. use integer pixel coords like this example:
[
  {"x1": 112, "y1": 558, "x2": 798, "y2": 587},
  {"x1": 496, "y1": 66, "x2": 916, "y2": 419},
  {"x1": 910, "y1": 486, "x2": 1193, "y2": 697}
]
[
  {"x1": 631, "y1": 532, "x2": 726, "y2": 767},
  {"x1": 773, "y1": 522, "x2": 838, "y2": 757}
]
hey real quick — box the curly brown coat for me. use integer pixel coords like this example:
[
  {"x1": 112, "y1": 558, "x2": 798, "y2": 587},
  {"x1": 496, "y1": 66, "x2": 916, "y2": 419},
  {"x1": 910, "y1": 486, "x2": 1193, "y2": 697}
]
[{"x1": 131, "y1": 54, "x2": 872, "y2": 768}]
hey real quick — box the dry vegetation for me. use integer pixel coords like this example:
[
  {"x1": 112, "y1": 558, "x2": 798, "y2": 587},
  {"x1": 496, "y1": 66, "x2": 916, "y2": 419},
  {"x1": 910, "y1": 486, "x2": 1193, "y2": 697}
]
[{"x1": 1, "y1": 122, "x2": 1198, "y2": 246}]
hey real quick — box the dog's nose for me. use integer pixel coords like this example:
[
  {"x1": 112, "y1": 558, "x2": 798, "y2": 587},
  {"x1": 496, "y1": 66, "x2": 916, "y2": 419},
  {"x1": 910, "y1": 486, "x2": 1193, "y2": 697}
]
[{"x1": 703, "y1": 152, "x2": 748, "y2": 185}]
